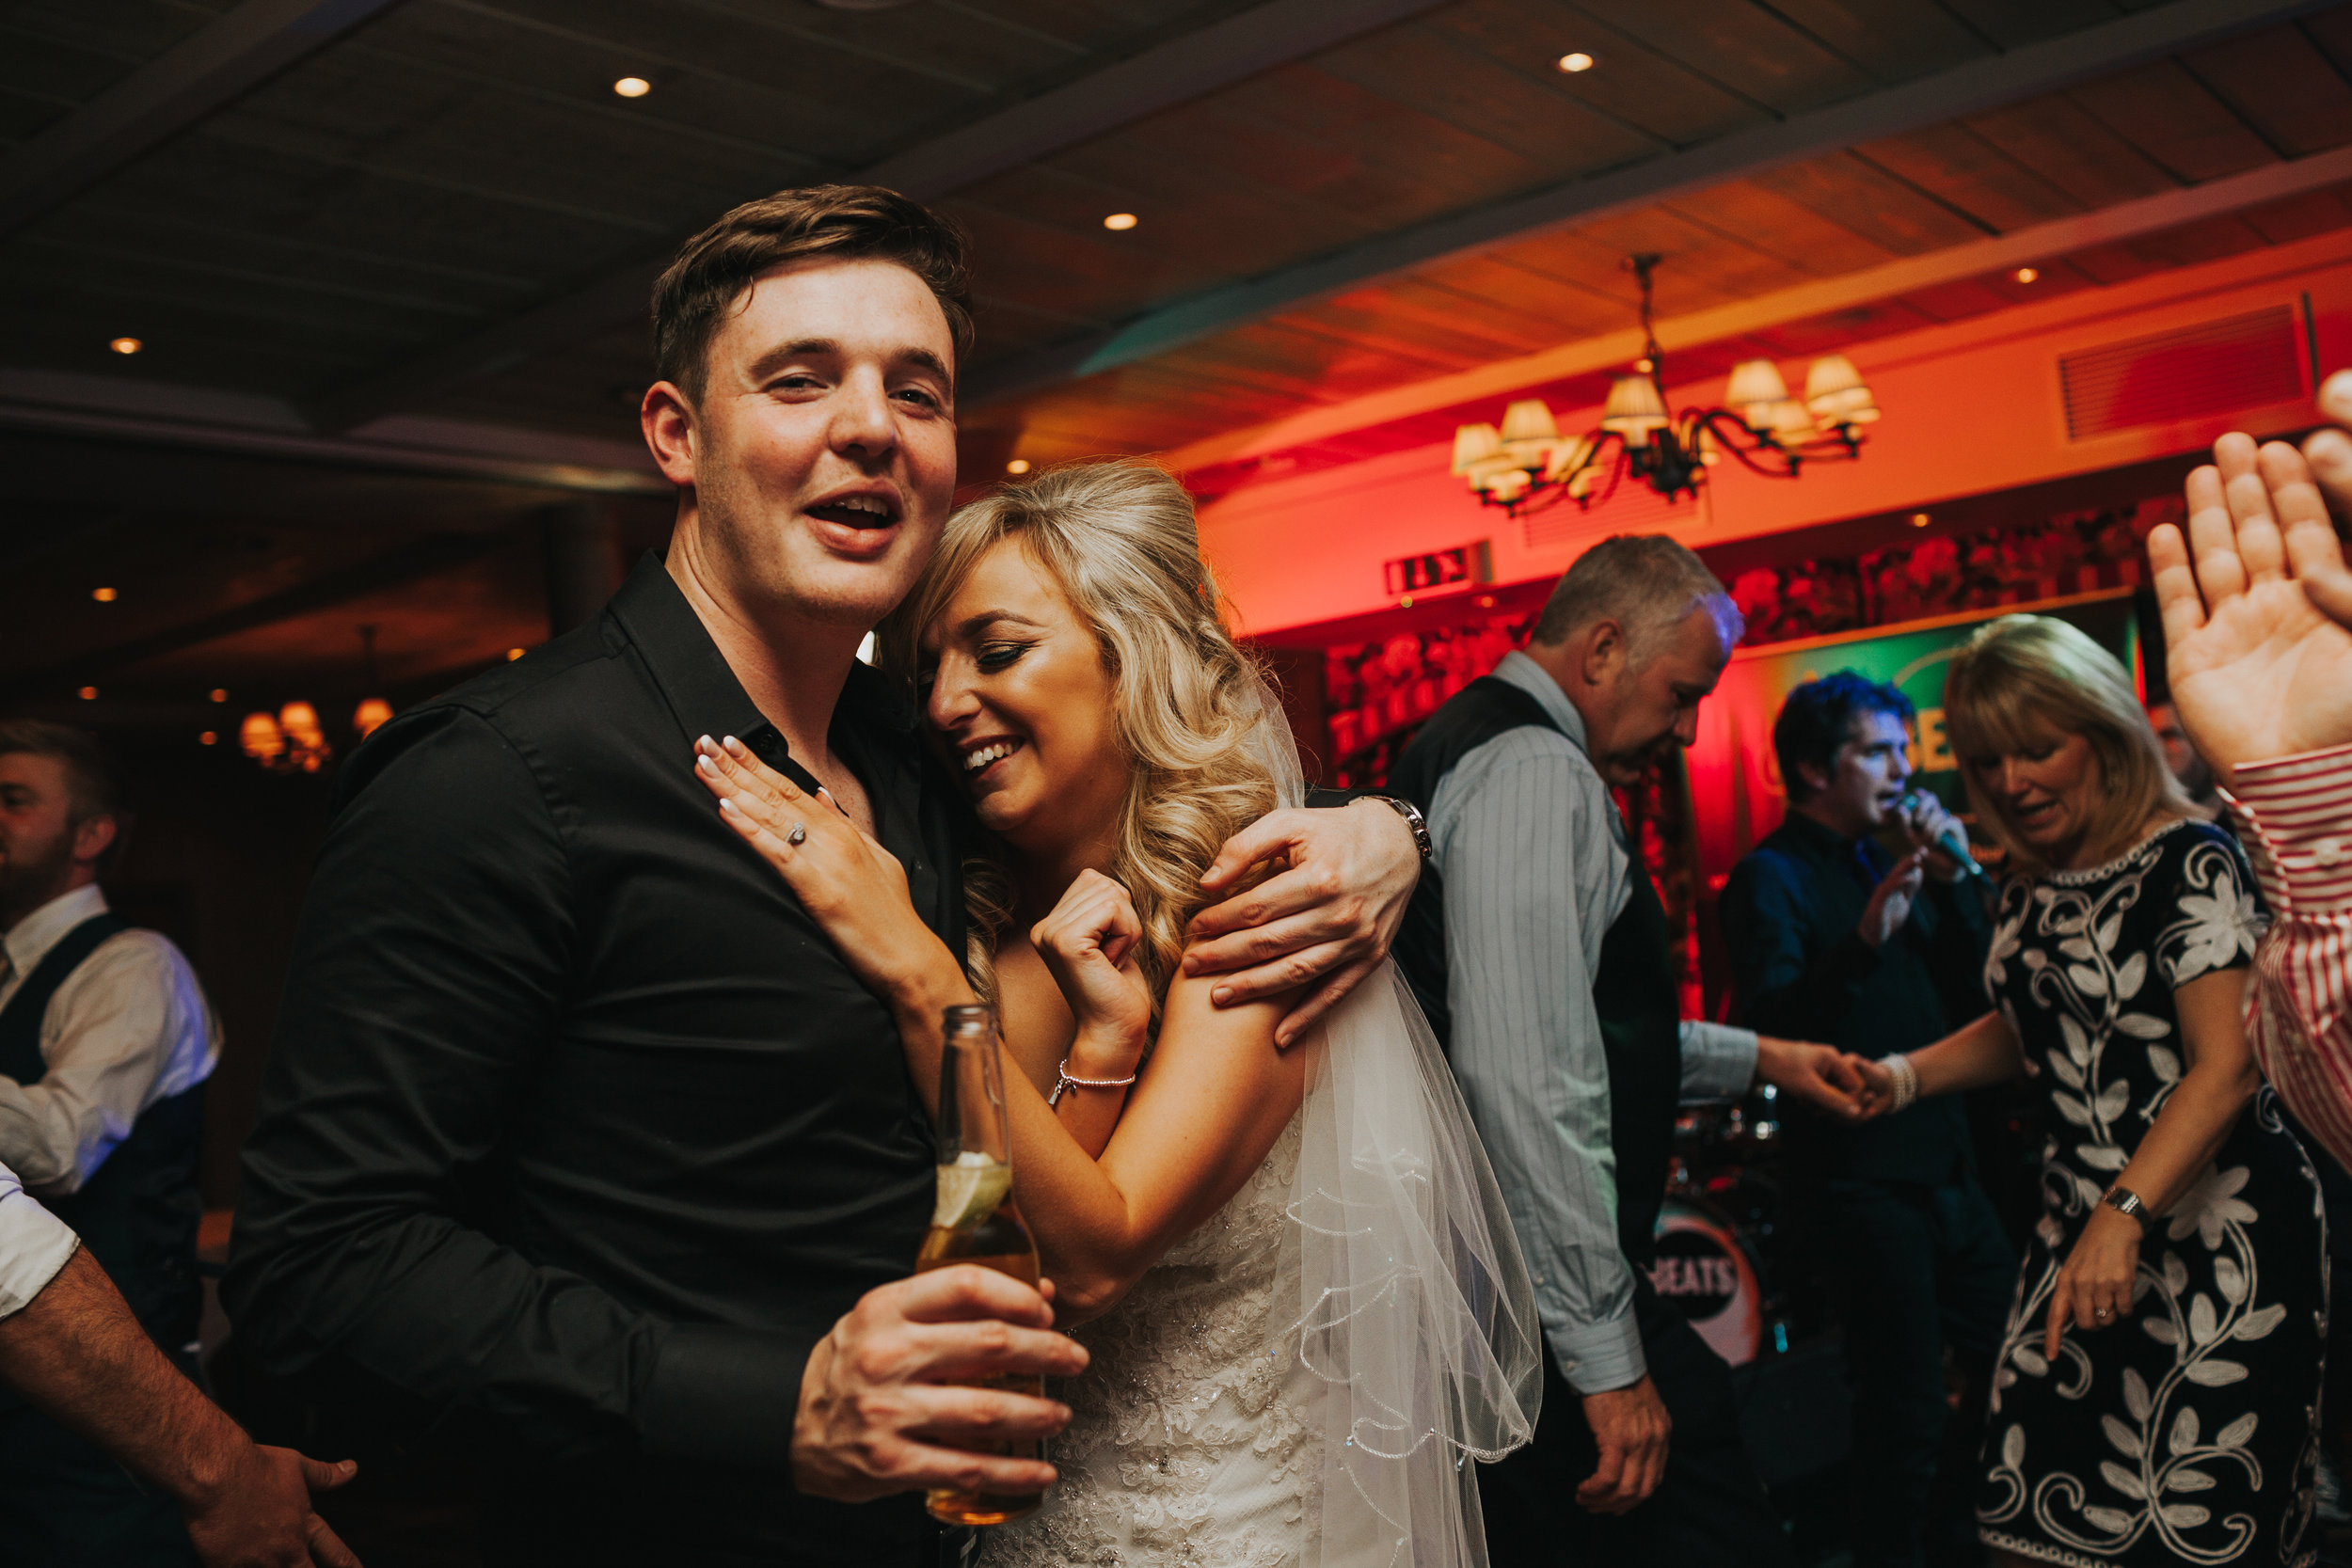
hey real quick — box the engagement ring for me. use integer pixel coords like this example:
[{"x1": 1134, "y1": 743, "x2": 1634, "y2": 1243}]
[{"x1": 787, "y1": 822, "x2": 806, "y2": 847}]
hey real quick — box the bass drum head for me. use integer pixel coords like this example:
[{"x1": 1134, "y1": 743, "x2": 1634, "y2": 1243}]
[{"x1": 1648, "y1": 1198, "x2": 1763, "y2": 1367}]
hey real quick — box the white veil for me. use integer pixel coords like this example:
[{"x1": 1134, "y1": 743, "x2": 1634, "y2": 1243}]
[{"x1": 1241, "y1": 679, "x2": 1544, "y2": 1568}]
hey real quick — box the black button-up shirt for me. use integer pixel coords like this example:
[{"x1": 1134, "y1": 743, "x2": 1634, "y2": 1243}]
[
  {"x1": 224, "y1": 557, "x2": 963, "y2": 1563},
  {"x1": 1719, "y1": 809, "x2": 1993, "y2": 1185}
]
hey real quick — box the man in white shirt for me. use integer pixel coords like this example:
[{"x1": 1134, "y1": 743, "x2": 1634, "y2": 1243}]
[
  {"x1": 0, "y1": 1160, "x2": 360, "y2": 1566},
  {"x1": 0, "y1": 720, "x2": 220, "y2": 1561}
]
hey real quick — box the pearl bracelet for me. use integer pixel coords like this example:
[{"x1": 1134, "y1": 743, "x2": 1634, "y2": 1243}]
[
  {"x1": 1885, "y1": 1052, "x2": 1921, "y2": 1115},
  {"x1": 1048, "y1": 1058, "x2": 1140, "y2": 1107}
]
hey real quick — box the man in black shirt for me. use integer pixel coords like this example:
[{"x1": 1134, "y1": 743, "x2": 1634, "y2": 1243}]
[
  {"x1": 1719, "y1": 673, "x2": 2012, "y2": 1568},
  {"x1": 223, "y1": 187, "x2": 1422, "y2": 1566}
]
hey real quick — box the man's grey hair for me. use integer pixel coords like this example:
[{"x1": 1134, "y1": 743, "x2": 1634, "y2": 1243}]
[{"x1": 1528, "y1": 534, "x2": 1743, "y2": 662}]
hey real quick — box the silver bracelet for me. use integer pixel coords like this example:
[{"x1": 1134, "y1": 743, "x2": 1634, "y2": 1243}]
[
  {"x1": 1884, "y1": 1052, "x2": 1921, "y2": 1115},
  {"x1": 1048, "y1": 1058, "x2": 1139, "y2": 1107}
]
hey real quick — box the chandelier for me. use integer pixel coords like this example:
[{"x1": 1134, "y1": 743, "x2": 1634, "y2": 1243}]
[
  {"x1": 236, "y1": 626, "x2": 393, "y2": 773},
  {"x1": 1452, "y1": 253, "x2": 1880, "y2": 517}
]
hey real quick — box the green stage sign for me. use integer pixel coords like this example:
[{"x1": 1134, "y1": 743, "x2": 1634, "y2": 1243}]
[{"x1": 1687, "y1": 589, "x2": 2142, "y2": 889}]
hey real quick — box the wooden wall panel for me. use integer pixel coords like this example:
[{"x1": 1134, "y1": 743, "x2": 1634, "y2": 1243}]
[
  {"x1": 2064, "y1": 59, "x2": 2280, "y2": 182},
  {"x1": 1962, "y1": 93, "x2": 2185, "y2": 207},
  {"x1": 1746, "y1": 150, "x2": 1995, "y2": 252},
  {"x1": 1311, "y1": 23, "x2": 1661, "y2": 171},
  {"x1": 2183, "y1": 27, "x2": 2352, "y2": 156},
  {"x1": 2235, "y1": 183, "x2": 2352, "y2": 243},
  {"x1": 1662, "y1": 180, "x2": 1905, "y2": 274},
  {"x1": 1404, "y1": 252, "x2": 1629, "y2": 337},
  {"x1": 1566, "y1": 0, "x2": 1873, "y2": 113},
  {"x1": 1757, "y1": 0, "x2": 1994, "y2": 83},
  {"x1": 1421, "y1": 0, "x2": 1765, "y2": 147},
  {"x1": 1854, "y1": 123, "x2": 2089, "y2": 231},
  {"x1": 1934, "y1": 0, "x2": 2125, "y2": 50}
]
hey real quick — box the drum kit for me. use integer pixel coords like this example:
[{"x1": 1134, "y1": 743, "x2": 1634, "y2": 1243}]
[
  {"x1": 1655, "y1": 1085, "x2": 1858, "y2": 1495},
  {"x1": 1652, "y1": 1088, "x2": 1785, "y2": 1368}
]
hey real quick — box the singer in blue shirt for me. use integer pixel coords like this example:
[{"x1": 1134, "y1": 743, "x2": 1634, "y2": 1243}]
[{"x1": 1720, "y1": 673, "x2": 2013, "y2": 1568}]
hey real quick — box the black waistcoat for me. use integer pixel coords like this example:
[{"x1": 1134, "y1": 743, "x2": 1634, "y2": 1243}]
[
  {"x1": 0, "y1": 913, "x2": 204, "y2": 1347},
  {"x1": 1388, "y1": 675, "x2": 1683, "y2": 1265}
]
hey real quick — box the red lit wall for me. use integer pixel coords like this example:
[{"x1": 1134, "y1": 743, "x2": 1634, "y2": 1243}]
[{"x1": 1198, "y1": 229, "x2": 2352, "y2": 638}]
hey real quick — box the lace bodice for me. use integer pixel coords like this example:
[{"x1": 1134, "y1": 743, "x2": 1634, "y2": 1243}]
[{"x1": 988, "y1": 1116, "x2": 1311, "y2": 1567}]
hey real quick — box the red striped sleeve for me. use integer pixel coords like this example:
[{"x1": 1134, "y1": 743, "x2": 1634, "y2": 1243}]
[{"x1": 2227, "y1": 742, "x2": 2352, "y2": 1170}]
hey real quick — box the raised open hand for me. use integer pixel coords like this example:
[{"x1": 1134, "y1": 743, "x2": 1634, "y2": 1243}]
[{"x1": 2153, "y1": 433, "x2": 2352, "y2": 782}]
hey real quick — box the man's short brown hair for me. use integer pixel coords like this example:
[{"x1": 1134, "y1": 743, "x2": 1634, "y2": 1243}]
[
  {"x1": 0, "y1": 720, "x2": 128, "y2": 870},
  {"x1": 651, "y1": 184, "x2": 976, "y2": 404}
]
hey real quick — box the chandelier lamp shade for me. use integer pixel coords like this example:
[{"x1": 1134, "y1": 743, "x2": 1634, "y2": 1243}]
[
  {"x1": 236, "y1": 626, "x2": 394, "y2": 772},
  {"x1": 241, "y1": 701, "x2": 334, "y2": 773},
  {"x1": 1453, "y1": 254, "x2": 1880, "y2": 517}
]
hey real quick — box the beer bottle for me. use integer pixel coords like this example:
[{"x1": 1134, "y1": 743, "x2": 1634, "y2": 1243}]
[{"x1": 915, "y1": 1004, "x2": 1045, "y2": 1528}]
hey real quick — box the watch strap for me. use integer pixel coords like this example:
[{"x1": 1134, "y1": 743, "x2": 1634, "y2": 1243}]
[
  {"x1": 1366, "y1": 795, "x2": 1433, "y2": 861},
  {"x1": 2102, "y1": 1185, "x2": 2151, "y2": 1227}
]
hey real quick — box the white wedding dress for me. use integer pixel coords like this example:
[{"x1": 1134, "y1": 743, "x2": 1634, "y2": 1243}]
[
  {"x1": 991, "y1": 684, "x2": 1542, "y2": 1568},
  {"x1": 991, "y1": 1116, "x2": 1312, "y2": 1567}
]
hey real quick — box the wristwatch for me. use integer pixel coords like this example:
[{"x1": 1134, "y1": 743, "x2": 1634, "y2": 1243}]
[
  {"x1": 2101, "y1": 1185, "x2": 2152, "y2": 1229},
  {"x1": 1365, "y1": 795, "x2": 1433, "y2": 861}
]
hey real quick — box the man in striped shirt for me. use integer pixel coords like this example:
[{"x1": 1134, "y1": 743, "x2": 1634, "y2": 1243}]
[
  {"x1": 2154, "y1": 400, "x2": 2352, "y2": 1171},
  {"x1": 1389, "y1": 536, "x2": 1873, "y2": 1567}
]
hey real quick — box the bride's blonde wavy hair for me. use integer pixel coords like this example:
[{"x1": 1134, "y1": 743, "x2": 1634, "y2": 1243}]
[{"x1": 876, "y1": 461, "x2": 1280, "y2": 1028}]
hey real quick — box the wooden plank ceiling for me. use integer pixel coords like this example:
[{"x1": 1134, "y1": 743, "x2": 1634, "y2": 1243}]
[
  {"x1": 970, "y1": 7, "x2": 2352, "y2": 483},
  {"x1": 8, "y1": 0, "x2": 2352, "y2": 717}
]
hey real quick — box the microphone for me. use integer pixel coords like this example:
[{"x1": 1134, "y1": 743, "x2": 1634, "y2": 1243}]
[{"x1": 1899, "y1": 791, "x2": 1985, "y2": 879}]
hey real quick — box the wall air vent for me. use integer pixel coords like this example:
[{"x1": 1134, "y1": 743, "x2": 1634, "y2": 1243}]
[{"x1": 2059, "y1": 306, "x2": 2304, "y2": 441}]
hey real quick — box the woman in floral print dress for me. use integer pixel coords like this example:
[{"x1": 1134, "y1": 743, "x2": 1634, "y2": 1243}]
[{"x1": 1858, "y1": 615, "x2": 2325, "y2": 1568}]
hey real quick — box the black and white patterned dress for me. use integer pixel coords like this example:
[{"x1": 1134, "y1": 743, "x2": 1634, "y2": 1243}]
[{"x1": 1975, "y1": 819, "x2": 2328, "y2": 1567}]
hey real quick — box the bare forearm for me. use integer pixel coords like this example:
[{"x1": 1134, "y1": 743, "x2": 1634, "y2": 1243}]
[
  {"x1": 2122, "y1": 969, "x2": 2266, "y2": 1214},
  {"x1": 1906, "y1": 1010, "x2": 2026, "y2": 1097},
  {"x1": 880, "y1": 944, "x2": 979, "y2": 1120},
  {"x1": 1001, "y1": 1070, "x2": 1162, "y2": 1319},
  {"x1": 1009, "y1": 988, "x2": 1305, "y2": 1322},
  {"x1": 2119, "y1": 1062, "x2": 2260, "y2": 1215},
  {"x1": 1048, "y1": 1056, "x2": 1131, "y2": 1160},
  {"x1": 0, "y1": 1248, "x2": 239, "y2": 1507}
]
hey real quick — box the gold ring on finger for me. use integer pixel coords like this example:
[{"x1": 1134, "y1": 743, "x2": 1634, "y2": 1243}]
[{"x1": 787, "y1": 822, "x2": 806, "y2": 847}]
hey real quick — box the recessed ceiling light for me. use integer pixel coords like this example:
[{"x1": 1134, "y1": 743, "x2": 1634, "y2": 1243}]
[
  {"x1": 1557, "y1": 52, "x2": 1595, "y2": 72},
  {"x1": 2014, "y1": 266, "x2": 2039, "y2": 283},
  {"x1": 1911, "y1": 512, "x2": 1932, "y2": 528},
  {"x1": 78, "y1": 686, "x2": 99, "y2": 701},
  {"x1": 613, "y1": 76, "x2": 650, "y2": 98},
  {"x1": 1006, "y1": 458, "x2": 1031, "y2": 474},
  {"x1": 1103, "y1": 213, "x2": 1138, "y2": 231},
  {"x1": 199, "y1": 731, "x2": 218, "y2": 747},
  {"x1": 110, "y1": 337, "x2": 142, "y2": 355},
  {"x1": 209, "y1": 688, "x2": 228, "y2": 703},
  {"x1": 507, "y1": 647, "x2": 526, "y2": 661},
  {"x1": 91, "y1": 586, "x2": 117, "y2": 602}
]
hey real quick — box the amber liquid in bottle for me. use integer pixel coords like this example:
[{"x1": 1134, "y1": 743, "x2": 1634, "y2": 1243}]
[
  {"x1": 916, "y1": 1203, "x2": 1046, "y2": 1527},
  {"x1": 921, "y1": 1005, "x2": 1047, "y2": 1529}
]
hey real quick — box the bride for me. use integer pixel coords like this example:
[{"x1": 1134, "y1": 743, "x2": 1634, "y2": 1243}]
[{"x1": 693, "y1": 460, "x2": 1539, "y2": 1566}]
